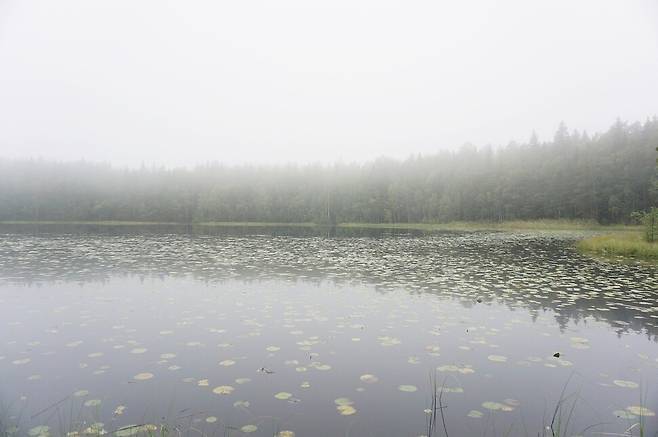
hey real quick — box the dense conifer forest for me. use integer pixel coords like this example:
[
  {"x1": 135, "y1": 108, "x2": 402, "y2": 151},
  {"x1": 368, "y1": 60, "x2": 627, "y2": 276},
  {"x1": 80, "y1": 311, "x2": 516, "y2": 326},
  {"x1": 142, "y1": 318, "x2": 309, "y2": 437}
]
[{"x1": 1, "y1": 119, "x2": 657, "y2": 224}]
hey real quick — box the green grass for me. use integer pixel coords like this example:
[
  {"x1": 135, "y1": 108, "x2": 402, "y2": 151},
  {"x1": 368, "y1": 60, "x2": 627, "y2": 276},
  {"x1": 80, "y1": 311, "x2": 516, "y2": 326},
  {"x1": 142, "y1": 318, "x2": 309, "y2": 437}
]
[{"x1": 577, "y1": 231, "x2": 658, "y2": 260}]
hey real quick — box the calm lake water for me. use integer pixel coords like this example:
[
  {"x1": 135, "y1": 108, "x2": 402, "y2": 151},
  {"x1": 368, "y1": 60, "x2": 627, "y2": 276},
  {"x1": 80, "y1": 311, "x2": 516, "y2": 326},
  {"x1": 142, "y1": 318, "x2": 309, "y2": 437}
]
[{"x1": 0, "y1": 225, "x2": 657, "y2": 437}]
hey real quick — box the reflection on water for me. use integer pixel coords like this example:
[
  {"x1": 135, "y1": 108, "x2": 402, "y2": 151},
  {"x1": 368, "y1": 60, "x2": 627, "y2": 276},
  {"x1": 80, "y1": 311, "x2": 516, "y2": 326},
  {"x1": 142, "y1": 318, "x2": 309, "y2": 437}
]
[{"x1": 0, "y1": 225, "x2": 656, "y2": 436}]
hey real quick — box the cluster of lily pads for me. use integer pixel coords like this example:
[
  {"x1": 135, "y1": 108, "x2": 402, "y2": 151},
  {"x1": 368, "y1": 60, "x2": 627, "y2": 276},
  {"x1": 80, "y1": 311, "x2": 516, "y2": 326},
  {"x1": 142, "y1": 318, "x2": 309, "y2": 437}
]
[{"x1": 1, "y1": 230, "x2": 656, "y2": 340}]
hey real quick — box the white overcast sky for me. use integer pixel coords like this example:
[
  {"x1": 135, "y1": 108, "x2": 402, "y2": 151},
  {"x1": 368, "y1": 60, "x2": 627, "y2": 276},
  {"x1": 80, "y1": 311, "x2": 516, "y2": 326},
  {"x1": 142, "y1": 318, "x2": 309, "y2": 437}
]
[{"x1": 0, "y1": 0, "x2": 657, "y2": 167}]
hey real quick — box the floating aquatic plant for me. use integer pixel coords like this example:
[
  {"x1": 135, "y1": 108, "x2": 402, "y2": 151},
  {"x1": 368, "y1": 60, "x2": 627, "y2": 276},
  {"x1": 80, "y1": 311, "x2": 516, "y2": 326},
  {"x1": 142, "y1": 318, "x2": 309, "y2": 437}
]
[
  {"x1": 212, "y1": 385, "x2": 234, "y2": 395},
  {"x1": 398, "y1": 385, "x2": 418, "y2": 393}
]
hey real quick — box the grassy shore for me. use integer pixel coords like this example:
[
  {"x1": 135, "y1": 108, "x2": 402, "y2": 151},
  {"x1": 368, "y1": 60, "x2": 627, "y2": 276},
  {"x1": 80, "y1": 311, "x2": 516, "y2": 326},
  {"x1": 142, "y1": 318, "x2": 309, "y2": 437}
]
[
  {"x1": 576, "y1": 231, "x2": 658, "y2": 261},
  {"x1": 0, "y1": 219, "x2": 639, "y2": 232}
]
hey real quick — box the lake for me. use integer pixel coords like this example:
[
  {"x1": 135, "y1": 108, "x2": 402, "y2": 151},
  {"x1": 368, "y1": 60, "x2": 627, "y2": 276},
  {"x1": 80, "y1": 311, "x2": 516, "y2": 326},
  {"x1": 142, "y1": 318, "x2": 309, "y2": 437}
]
[{"x1": 0, "y1": 225, "x2": 656, "y2": 437}]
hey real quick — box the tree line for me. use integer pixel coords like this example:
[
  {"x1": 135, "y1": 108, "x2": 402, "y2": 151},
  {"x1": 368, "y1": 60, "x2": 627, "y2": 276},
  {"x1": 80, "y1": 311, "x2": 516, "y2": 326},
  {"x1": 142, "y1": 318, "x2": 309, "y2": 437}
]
[{"x1": 1, "y1": 118, "x2": 656, "y2": 224}]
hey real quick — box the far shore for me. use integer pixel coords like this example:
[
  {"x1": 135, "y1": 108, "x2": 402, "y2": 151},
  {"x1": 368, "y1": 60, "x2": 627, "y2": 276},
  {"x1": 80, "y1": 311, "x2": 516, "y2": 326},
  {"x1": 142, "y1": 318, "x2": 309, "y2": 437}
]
[{"x1": 0, "y1": 218, "x2": 641, "y2": 232}]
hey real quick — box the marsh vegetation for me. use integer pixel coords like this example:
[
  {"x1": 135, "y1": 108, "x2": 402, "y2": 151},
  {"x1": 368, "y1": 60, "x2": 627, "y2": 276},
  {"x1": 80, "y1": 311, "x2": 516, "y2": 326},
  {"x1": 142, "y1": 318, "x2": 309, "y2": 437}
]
[{"x1": 577, "y1": 232, "x2": 658, "y2": 261}]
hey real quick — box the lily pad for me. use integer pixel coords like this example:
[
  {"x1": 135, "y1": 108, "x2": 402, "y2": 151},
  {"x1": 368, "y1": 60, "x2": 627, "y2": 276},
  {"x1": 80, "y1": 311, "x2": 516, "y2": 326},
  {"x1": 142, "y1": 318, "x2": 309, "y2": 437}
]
[
  {"x1": 133, "y1": 372, "x2": 154, "y2": 381},
  {"x1": 398, "y1": 385, "x2": 418, "y2": 392},
  {"x1": 482, "y1": 401, "x2": 514, "y2": 411},
  {"x1": 212, "y1": 385, "x2": 235, "y2": 395},
  {"x1": 626, "y1": 406, "x2": 655, "y2": 417},
  {"x1": 613, "y1": 380, "x2": 639, "y2": 389},
  {"x1": 378, "y1": 336, "x2": 401, "y2": 346},
  {"x1": 313, "y1": 363, "x2": 332, "y2": 371},
  {"x1": 334, "y1": 397, "x2": 353, "y2": 406},
  {"x1": 84, "y1": 399, "x2": 102, "y2": 407},
  {"x1": 613, "y1": 410, "x2": 637, "y2": 419},
  {"x1": 437, "y1": 364, "x2": 475, "y2": 374},
  {"x1": 337, "y1": 405, "x2": 357, "y2": 415},
  {"x1": 439, "y1": 387, "x2": 464, "y2": 393},
  {"x1": 487, "y1": 355, "x2": 507, "y2": 363},
  {"x1": 359, "y1": 374, "x2": 379, "y2": 384}
]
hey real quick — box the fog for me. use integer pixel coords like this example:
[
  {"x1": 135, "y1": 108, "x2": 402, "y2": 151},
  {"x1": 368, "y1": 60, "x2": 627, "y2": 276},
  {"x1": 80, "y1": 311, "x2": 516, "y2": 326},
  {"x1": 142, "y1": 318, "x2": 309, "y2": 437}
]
[{"x1": 0, "y1": 0, "x2": 657, "y2": 167}]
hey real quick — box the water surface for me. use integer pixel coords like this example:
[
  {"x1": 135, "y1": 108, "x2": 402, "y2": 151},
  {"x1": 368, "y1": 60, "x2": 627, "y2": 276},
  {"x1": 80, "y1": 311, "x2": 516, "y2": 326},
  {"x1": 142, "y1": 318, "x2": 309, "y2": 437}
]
[{"x1": 1, "y1": 225, "x2": 656, "y2": 436}]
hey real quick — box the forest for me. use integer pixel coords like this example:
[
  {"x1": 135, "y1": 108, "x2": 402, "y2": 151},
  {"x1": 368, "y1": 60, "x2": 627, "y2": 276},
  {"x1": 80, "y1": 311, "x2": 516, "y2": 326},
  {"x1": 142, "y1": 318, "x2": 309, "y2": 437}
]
[{"x1": 1, "y1": 118, "x2": 657, "y2": 225}]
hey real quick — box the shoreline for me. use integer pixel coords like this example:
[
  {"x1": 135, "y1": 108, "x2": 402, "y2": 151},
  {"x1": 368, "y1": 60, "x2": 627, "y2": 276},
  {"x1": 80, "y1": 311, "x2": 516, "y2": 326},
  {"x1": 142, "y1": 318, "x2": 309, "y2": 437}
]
[{"x1": 0, "y1": 219, "x2": 641, "y2": 232}]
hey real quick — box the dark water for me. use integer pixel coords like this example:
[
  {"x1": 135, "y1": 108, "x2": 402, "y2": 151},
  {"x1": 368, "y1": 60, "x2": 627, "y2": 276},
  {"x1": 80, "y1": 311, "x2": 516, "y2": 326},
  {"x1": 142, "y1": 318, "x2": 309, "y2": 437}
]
[{"x1": 0, "y1": 225, "x2": 656, "y2": 437}]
